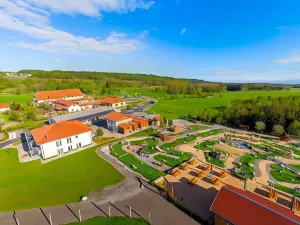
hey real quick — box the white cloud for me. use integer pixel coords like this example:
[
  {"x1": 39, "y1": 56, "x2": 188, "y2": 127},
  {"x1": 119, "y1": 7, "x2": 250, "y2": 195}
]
[
  {"x1": 24, "y1": 0, "x2": 155, "y2": 17},
  {"x1": 139, "y1": 30, "x2": 149, "y2": 39},
  {"x1": 0, "y1": 0, "x2": 145, "y2": 54},
  {"x1": 180, "y1": 28, "x2": 187, "y2": 36},
  {"x1": 274, "y1": 55, "x2": 300, "y2": 64}
]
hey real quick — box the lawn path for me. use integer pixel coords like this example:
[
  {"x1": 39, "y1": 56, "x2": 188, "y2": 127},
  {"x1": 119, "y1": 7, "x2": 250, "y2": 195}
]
[{"x1": 254, "y1": 159, "x2": 275, "y2": 186}]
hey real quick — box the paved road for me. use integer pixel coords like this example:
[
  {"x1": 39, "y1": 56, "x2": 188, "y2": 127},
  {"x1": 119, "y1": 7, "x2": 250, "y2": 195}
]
[{"x1": 0, "y1": 138, "x2": 18, "y2": 149}]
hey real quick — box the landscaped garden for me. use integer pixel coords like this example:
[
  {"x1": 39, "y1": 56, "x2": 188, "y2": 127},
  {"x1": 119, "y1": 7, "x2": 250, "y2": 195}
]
[
  {"x1": 235, "y1": 153, "x2": 285, "y2": 179},
  {"x1": 188, "y1": 125, "x2": 206, "y2": 131},
  {"x1": 129, "y1": 138, "x2": 159, "y2": 154},
  {"x1": 195, "y1": 140, "x2": 219, "y2": 151},
  {"x1": 270, "y1": 164, "x2": 300, "y2": 184},
  {"x1": 111, "y1": 143, "x2": 165, "y2": 180},
  {"x1": 67, "y1": 217, "x2": 149, "y2": 225},
  {"x1": 0, "y1": 141, "x2": 124, "y2": 211},
  {"x1": 274, "y1": 184, "x2": 300, "y2": 197}
]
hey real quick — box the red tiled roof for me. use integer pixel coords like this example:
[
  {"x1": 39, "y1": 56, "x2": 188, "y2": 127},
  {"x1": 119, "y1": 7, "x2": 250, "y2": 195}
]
[
  {"x1": 118, "y1": 123, "x2": 134, "y2": 130},
  {"x1": 211, "y1": 185, "x2": 300, "y2": 225},
  {"x1": 35, "y1": 89, "x2": 83, "y2": 101},
  {"x1": 55, "y1": 105, "x2": 66, "y2": 111},
  {"x1": 98, "y1": 97, "x2": 125, "y2": 104},
  {"x1": 54, "y1": 99, "x2": 76, "y2": 107},
  {"x1": 126, "y1": 115, "x2": 149, "y2": 124},
  {"x1": 73, "y1": 97, "x2": 93, "y2": 102},
  {"x1": 0, "y1": 103, "x2": 9, "y2": 109},
  {"x1": 105, "y1": 112, "x2": 130, "y2": 122},
  {"x1": 31, "y1": 120, "x2": 93, "y2": 145}
]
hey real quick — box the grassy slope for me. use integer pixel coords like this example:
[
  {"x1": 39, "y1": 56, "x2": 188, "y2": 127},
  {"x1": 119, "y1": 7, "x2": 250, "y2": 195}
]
[
  {"x1": 0, "y1": 144, "x2": 124, "y2": 211},
  {"x1": 145, "y1": 89, "x2": 300, "y2": 118},
  {"x1": 128, "y1": 128, "x2": 161, "y2": 138},
  {"x1": 111, "y1": 143, "x2": 165, "y2": 180},
  {"x1": 270, "y1": 164, "x2": 300, "y2": 184},
  {"x1": 67, "y1": 217, "x2": 149, "y2": 225}
]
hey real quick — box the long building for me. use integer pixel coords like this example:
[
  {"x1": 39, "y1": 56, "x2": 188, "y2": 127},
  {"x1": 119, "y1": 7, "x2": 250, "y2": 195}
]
[
  {"x1": 105, "y1": 111, "x2": 149, "y2": 134},
  {"x1": 34, "y1": 89, "x2": 84, "y2": 103}
]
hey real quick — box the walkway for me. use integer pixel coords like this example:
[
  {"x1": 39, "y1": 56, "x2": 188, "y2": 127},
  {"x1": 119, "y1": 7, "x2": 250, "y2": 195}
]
[{"x1": 254, "y1": 159, "x2": 275, "y2": 185}]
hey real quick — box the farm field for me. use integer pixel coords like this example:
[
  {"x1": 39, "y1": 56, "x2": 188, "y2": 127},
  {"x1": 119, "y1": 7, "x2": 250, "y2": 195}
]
[
  {"x1": 0, "y1": 143, "x2": 124, "y2": 211},
  {"x1": 145, "y1": 89, "x2": 300, "y2": 118},
  {"x1": 67, "y1": 217, "x2": 149, "y2": 225},
  {"x1": 0, "y1": 93, "x2": 34, "y2": 104}
]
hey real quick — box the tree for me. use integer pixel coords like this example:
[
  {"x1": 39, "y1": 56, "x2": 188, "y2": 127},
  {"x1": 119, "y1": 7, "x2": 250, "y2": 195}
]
[
  {"x1": 273, "y1": 125, "x2": 285, "y2": 136},
  {"x1": 288, "y1": 120, "x2": 300, "y2": 137},
  {"x1": 96, "y1": 128, "x2": 104, "y2": 137},
  {"x1": 160, "y1": 117, "x2": 166, "y2": 128},
  {"x1": 255, "y1": 121, "x2": 266, "y2": 133},
  {"x1": 168, "y1": 119, "x2": 173, "y2": 126},
  {"x1": 26, "y1": 111, "x2": 37, "y2": 121}
]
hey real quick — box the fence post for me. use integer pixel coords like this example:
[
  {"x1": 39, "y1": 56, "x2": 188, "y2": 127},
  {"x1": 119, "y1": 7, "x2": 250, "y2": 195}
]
[
  {"x1": 109, "y1": 205, "x2": 111, "y2": 217},
  {"x1": 78, "y1": 210, "x2": 82, "y2": 222},
  {"x1": 49, "y1": 213, "x2": 52, "y2": 225},
  {"x1": 129, "y1": 206, "x2": 132, "y2": 218},
  {"x1": 148, "y1": 212, "x2": 152, "y2": 224},
  {"x1": 14, "y1": 215, "x2": 20, "y2": 225}
]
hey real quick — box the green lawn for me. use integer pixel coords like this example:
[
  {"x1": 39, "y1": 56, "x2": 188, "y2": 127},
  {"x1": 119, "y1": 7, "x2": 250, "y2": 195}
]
[
  {"x1": 195, "y1": 140, "x2": 219, "y2": 151},
  {"x1": 188, "y1": 125, "x2": 206, "y2": 131},
  {"x1": 204, "y1": 151, "x2": 226, "y2": 168},
  {"x1": 289, "y1": 164, "x2": 300, "y2": 170},
  {"x1": 128, "y1": 128, "x2": 161, "y2": 138},
  {"x1": 111, "y1": 143, "x2": 165, "y2": 180},
  {"x1": 274, "y1": 184, "x2": 300, "y2": 197},
  {"x1": 0, "y1": 143, "x2": 125, "y2": 211},
  {"x1": 270, "y1": 164, "x2": 300, "y2": 184},
  {"x1": 6, "y1": 120, "x2": 47, "y2": 131},
  {"x1": 0, "y1": 93, "x2": 34, "y2": 104},
  {"x1": 67, "y1": 217, "x2": 149, "y2": 225},
  {"x1": 127, "y1": 99, "x2": 146, "y2": 107},
  {"x1": 145, "y1": 89, "x2": 300, "y2": 119},
  {"x1": 154, "y1": 154, "x2": 180, "y2": 167}
]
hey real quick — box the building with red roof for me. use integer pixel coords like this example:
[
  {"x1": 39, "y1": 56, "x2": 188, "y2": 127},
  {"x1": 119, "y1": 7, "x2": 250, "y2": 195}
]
[
  {"x1": 34, "y1": 89, "x2": 84, "y2": 103},
  {"x1": 96, "y1": 96, "x2": 126, "y2": 108},
  {"x1": 211, "y1": 185, "x2": 300, "y2": 225},
  {"x1": 29, "y1": 120, "x2": 93, "y2": 159},
  {"x1": 105, "y1": 111, "x2": 149, "y2": 134},
  {"x1": 53, "y1": 99, "x2": 82, "y2": 112},
  {"x1": 0, "y1": 103, "x2": 10, "y2": 112}
]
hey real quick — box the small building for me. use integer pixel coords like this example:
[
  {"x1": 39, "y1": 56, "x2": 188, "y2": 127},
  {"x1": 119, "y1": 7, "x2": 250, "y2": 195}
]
[
  {"x1": 0, "y1": 103, "x2": 10, "y2": 112},
  {"x1": 211, "y1": 185, "x2": 300, "y2": 225},
  {"x1": 130, "y1": 112, "x2": 161, "y2": 127},
  {"x1": 30, "y1": 120, "x2": 93, "y2": 159},
  {"x1": 172, "y1": 125, "x2": 181, "y2": 133},
  {"x1": 34, "y1": 89, "x2": 84, "y2": 103},
  {"x1": 105, "y1": 112, "x2": 149, "y2": 134},
  {"x1": 53, "y1": 99, "x2": 82, "y2": 112},
  {"x1": 96, "y1": 97, "x2": 126, "y2": 108}
]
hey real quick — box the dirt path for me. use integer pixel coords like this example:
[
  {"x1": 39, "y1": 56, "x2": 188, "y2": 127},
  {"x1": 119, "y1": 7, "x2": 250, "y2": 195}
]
[
  {"x1": 178, "y1": 144, "x2": 206, "y2": 162},
  {"x1": 278, "y1": 157, "x2": 300, "y2": 165},
  {"x1": 277, "y1": 181, "x2": 300, "y2": 189},
  {"x1": 213, "y1": 143, "x2": 251, "y2": 156}
]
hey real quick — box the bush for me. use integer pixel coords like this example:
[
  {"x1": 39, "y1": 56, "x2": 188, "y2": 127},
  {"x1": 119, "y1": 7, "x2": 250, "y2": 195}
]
[
  {"x1": 26, "y1": 111, "x2": 37, "y2": 121},
  {"x1": 96, "y1": 128, "x2": 104, "y2": 137}
]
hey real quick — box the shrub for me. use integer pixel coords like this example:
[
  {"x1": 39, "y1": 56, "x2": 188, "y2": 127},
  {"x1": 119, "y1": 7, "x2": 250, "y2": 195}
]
[{"x1": 96, "y1": 128, "x2": 104, "y2": 137}]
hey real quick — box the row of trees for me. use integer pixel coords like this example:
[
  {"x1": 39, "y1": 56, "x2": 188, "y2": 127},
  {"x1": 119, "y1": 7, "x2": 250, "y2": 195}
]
[
  {"x1": 226, "y1": 83, "x2": 291, "y2": 91},
  {"x1": 190, "y1": 96, "x2": 300, "y2": 136}
]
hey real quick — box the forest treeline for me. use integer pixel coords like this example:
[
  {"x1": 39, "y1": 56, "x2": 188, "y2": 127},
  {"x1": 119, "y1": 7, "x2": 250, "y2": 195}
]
[
  {"x1": 193, "y1": 96, "x2": 300, "y2": 136},
  {"x1": 0, "y1": 70, "x2": 293, "y2": 95}
]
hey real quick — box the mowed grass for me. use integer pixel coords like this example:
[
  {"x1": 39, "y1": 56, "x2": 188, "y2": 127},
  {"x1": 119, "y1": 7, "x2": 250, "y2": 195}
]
[
  {"x1": 0, "y1": 93, "x2": 34, "y2": 104},
  {"x1": 270, "y1": 164, "x2": 300, "y2": 184},
  {"x1": 0, "y1": 144, "x2": 125, "y2": 211},
  {"x1": 146, "y1": 89, "x2": 300, "y2": 118},
  {"x1": 67, "y1": 217, "x2": 149, "y2": 225},
  {"x1": 111, "y1": 143, "x2": 165, "y2": 180}
]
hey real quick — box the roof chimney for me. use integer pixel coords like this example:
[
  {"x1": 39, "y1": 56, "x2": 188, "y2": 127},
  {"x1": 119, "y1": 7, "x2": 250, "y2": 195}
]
[{"x1": 45, "y1": 134, "x2": 48, "y2": 139}]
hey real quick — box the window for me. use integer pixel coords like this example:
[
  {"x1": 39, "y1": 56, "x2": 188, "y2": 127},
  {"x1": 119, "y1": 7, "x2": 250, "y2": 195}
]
[
  {"x1": 56, "y1": 140, "x2": 62, "y2": 147},
  {"x1": 68, "y1": 146, "x2": 72, "y2": 151},
  {"x1": 67, "y1": 137, "x2": 72, "y2": 144},
  {"x1": 76, "y1": 135, "x2": 78, "y2": 138}
]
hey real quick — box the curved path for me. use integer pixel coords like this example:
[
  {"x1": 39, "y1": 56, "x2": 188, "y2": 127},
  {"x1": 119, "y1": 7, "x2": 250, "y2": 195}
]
[
  {"x1": 254, "y1": 159, "x2": 275, "y2": 186},
  {"x1": 178, "y1": 143, "x2": 206, "y2": 162}
]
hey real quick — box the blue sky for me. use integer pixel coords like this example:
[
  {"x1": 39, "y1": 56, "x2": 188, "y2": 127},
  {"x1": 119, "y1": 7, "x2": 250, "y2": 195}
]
[{"x1": 1, "y1": 0, "x2": 300, "y2": 83}]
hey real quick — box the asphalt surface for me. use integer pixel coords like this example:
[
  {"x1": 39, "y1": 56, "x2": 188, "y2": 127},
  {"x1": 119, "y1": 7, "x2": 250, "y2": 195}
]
[{"x1": 0, "y1": 138, "x2": 18, "y2": 149}]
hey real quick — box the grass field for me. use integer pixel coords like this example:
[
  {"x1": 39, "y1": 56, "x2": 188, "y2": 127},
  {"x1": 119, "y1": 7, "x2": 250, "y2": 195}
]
[
  {"x1": 67, "y1": 217, "x2": 149, "y2": 225},
  {"x1": 270, "y1": 164, "x2": 300, "y2": 184},
  {"x1": 188, "y1": 125, "x2": 206, "y2": 131},
  {"x1": 129, "y1": 138, "x2": 159, "y2": 154},
  {"x1": 0, "y1": 93, "x2": 34, "y2": 104},
  {"x1": 0, "y1": 143, "x2": 124, "y2": 211},
  {"x1": 111, "y1": 143, "x2": 165, "y2": 180},
  {"x1": 195, "y1": 140, "x2": 219, "y2": 151},
  {"x1": 274, "y1": 184, "x2": 300, "y2": 197},
  {"x1": 204, "y1": 151, "x2": 225, "y2": 168},
  {"x1": 144, "y1": 89, "x2": 300, "y2": 118}
]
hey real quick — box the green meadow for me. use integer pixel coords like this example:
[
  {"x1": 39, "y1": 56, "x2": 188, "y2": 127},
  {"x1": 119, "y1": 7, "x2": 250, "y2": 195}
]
[{"x1": 0, "y1": 93, "x2": 34, "y2": 104}]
